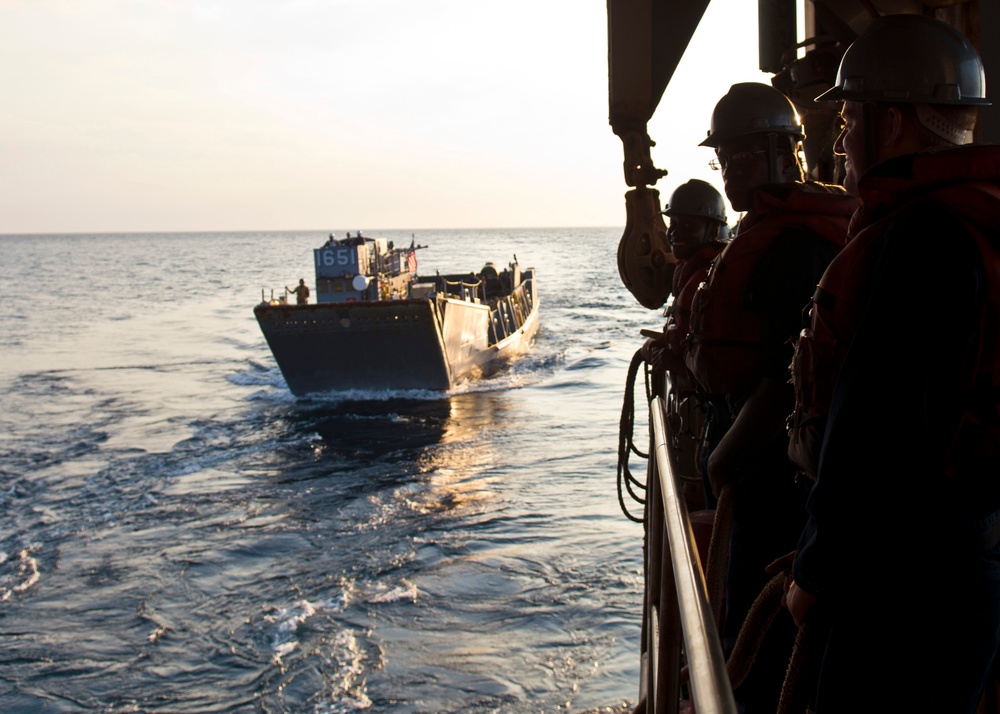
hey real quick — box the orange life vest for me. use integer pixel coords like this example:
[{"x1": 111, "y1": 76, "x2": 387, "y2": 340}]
[
  {"x1": 662, "y1": 243, "x2": 724, "y2": 395},
  {"x1": 685, "y1": 182, "x2": 859, "y2": 396},
  {"x1": 665, "y1": 243, "x2": 724, "y2": 360},
  {"x1": 788, "y1": 146, "x2": 1000, "y2": 479}
]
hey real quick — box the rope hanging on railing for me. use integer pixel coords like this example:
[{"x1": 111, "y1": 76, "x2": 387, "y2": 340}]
[
  {"x1": 711, "y1": 508, "x2": 818, "y2": 714},
  {"x1": 723, "y1": 568, "x2": 822, "y2": 714},
  {"x1": 777, "y1": 622, "x2": 822, "y2": 714},
  {"x1": 617, "y1": 348, "x2": 651, "y2": 523},
  {"x1": 705, "y1": 483, "x2": 735, "y2": 631},
  {"x1": 726, "y1": 570, "x2": 786, "y2": 689}
]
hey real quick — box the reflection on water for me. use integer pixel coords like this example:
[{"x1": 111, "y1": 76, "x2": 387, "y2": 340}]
[
  {"x1": 306, "y1": 397, "x2": 459, "y2": 457},
  {"x1": 294, "y1": 393, "x2": 512, "y2": 521}
]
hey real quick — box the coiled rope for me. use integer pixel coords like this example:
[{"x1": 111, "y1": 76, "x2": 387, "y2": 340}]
[{"x1": 617, "y1": 348, "x2": 651, "y2": 523}]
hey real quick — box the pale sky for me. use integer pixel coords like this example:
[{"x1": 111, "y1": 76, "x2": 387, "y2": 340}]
[{"x1": 1, "y1": 1, "x2": 772, "y2": 234}]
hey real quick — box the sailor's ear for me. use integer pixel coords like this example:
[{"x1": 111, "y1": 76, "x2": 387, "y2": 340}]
[{"x1": 880, "y1": 106, "x2": 908, "y2": 150}]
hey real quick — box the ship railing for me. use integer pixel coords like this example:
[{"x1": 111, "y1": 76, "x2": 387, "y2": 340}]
[
  {"x1": 641, "y1": 393, "x2": 737, "y2": 714},
  {"x1": 512, "y1": 280, "x2": 532, "y2": 324},
  {"x1": 376, "y1": 248, "x2": 408, "y2": 275},
  {"x1": 489, "y1": 307, "x2": 508, "y2": 344},
  {"x1": 260, "y1": 288, "x2": 288, "y2": 306}
]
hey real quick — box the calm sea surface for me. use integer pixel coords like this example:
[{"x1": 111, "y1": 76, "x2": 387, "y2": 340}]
[{"x1": 0, "y1": 228, "x2": 659, "y2": 713}]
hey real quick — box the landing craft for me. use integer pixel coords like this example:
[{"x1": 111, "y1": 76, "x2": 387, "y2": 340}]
[
  {"x1": 255, "y1": 234, "x2": 538, "y2": 394},
  {"x1": 609, "y1": 1, "x2": 999, "y2": 712}
]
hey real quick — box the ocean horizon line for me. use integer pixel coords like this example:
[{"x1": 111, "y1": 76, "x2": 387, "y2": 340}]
[{"x1": 0, "y1": 225, "x2": 622, "y2": 239}]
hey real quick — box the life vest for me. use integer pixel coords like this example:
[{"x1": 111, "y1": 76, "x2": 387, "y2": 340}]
[
  {"x1": 787, "y1": 146, "x2": 1000, "y2": 480},
  {"x1": 665, "y1": 243, "x2": 724, "y2": 360},
  {"x1": 685, "y1": 182, "x2": 859, "y2": 396},
  {"x1": 662, "y1": 243, "x2": 725, "y2": 395}
]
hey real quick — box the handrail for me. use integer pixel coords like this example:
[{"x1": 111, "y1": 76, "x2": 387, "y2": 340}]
[
  {"x1": 648, "y1": 395, "x2": 737, "y2": 714},
  {"x1": 443, "y1": 277, "x2": 483, "y2": 302}
]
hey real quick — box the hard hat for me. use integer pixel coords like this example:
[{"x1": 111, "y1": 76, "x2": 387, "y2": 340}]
[
  {"x1": 663, "y1": 179, "x2": 728, "y2": 225},
  {"x1": 700, "y1": 82, "x2": 805, "y2": 147},
  {"x1": 816, "y1": 14, "x2": 989, "y2": 106}
]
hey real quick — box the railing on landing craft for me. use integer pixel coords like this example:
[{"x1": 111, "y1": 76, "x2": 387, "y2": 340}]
[
  {"x1": 488, "y1": 279, "x2": 533, "y2": 344},
  {"x1": 640, "y1": 395, "x2": 737, "y2": 714},
  {"x1": 442, "y1": 278, "x2": 483, "y2": 303}
]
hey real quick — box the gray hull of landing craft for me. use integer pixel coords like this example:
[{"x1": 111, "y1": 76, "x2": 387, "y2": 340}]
[{"x1": 255, "y1": 278, "x2": 538, "y2": 395}]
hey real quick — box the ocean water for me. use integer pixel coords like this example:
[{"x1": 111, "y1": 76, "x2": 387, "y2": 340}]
[{"x1": 0, "y1": 228, "x2": 659, "y2": 713}]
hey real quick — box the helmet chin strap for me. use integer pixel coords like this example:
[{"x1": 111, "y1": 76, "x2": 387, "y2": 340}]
[
  {"x1": 766, "y1": 133, "x2": 803, "y2": 184},
  {"x1": 862, "y1": 102, "x2": 880, "y2": 179},
  {"x1": 767, "y1": 132, "x2": 780, "y2": 185}
]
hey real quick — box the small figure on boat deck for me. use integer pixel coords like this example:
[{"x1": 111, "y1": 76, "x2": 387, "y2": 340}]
[
  {"x1": 781, "y1": 15, "x2": 1000, "y2": 714},
  {"x1": 286, "y1": 278, "x2": 310, "y2": 305}
]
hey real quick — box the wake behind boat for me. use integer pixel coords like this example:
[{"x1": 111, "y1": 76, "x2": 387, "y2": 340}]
[{"x1": 254, "y1": 233, "x2": 538, "y2": 395}]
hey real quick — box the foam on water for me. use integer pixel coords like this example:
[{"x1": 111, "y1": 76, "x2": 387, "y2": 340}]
[
  {"x1": 316, "y1": 630, "x2": 374, "y2": 713},
  {"x1": 365, "y1": 579, "x2": 420, "y2": 604},
  {"x1": 0, "y1": 548, "x2": 41, "y2": 602},
  {"x1": 267, "y1": 599, "x2": 318, "y2": 661}
]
